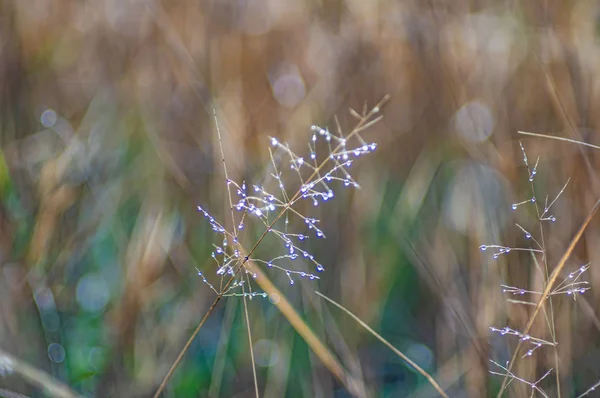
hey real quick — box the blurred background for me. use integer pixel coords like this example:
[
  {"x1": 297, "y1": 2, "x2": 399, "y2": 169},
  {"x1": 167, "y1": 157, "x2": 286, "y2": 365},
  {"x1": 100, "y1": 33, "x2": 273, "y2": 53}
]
[{"x1": 2, "y1": 0, "x2": 600, "y2": 397}]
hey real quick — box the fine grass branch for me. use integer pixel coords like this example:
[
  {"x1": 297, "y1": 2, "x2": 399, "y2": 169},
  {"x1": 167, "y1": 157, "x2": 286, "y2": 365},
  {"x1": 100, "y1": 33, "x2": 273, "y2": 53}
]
[{"x1": 496, "y1": 198, "x2": 600, "y2": 397}]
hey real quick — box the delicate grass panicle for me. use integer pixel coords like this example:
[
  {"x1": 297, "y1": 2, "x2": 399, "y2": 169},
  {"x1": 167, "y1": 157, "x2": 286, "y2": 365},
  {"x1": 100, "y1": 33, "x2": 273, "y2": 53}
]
[
  {"x1": 196, "y1": 106, "x2": 380, "y2": 294},
  {"x1": 481, "y1": 143, "x2": 591, "y2": 397},
  {"x1": 154, "y1": 96, "x2": 395, "y2": 397},
  {"x1": 158, "y1": 96, "x2": 449, "y2": 398}
]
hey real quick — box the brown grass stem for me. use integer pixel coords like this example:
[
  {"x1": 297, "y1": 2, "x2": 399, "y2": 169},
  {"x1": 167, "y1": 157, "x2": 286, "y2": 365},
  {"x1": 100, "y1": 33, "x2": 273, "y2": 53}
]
[{"x1": 517, "y1": 131, "x2": 600, "y2": 150}]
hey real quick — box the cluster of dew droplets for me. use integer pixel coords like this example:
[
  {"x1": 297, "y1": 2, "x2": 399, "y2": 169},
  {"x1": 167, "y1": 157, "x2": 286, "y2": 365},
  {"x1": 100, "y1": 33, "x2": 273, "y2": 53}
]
[
  {"x1": 479, "y1": 244, "x2": 513, "y2": 259},
  {"x1": 196, "y1": 103, "x2": 382, "y2": 290},
  {"x1": 510, "y1": 142, "x2": 564, "y2": 224},
  {"x1": 551, "y1": 263, "x2": 591, "y2": 298},
  {"x1": 510, "y1": 143, "x2": 539, "y2": 213},
  {"x1": 489, "y1": 326, "x2": 554, "y2": 358},
  {"x1": 230, "y1": 120, "x2": 378, "y2": 283},
  {"x1": 484, "y1": 141, "x2": 592, "y2": 397},
  {"x1": 489, "y1": 359, "x2": 553, "y2": 396},
  {"x1": 480, "y1": 144, "x2": 570, "y2": 263},
  {"x1": 482, "y1": 147, "x2": 591, "y2": 397}
]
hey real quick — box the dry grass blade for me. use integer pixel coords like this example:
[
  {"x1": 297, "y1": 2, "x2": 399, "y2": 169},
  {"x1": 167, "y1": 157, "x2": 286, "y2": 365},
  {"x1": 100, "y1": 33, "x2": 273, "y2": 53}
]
[
  {"x1": 253, "y1": 267, "x2": 365, "y2": 397},
  {"x1": 517, "y1": 131, "x2": 600, "y2": 150},
  {"x1": 497, "y1": 199, "x2": 600, "y2": 397},
  {"x1": 315, "y1": 291, "x2": 449, "y2": 398},
  {"x1": 0, "y1": 348, "x2": 81, "y2": 398}
]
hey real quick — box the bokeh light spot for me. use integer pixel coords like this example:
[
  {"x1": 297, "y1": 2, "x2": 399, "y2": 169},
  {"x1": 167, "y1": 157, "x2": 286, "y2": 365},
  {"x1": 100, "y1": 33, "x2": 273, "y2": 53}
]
[
  {"x1": 76, "y1": 273, "x2": 110, "y2": 312},
  {"x1": 253, "y1": 339, "x2": 280, "y2": 367},
  {"x1": 269, "y1": 293, "x2": 280, "y2": 304},
  {"x1": 444, "y1": 161, "x2": 510, "y2": 234},
  {"x1": 41, "y1": 109, "x2": 58, "y2": 128},
  {"x1": 48, "y1": 343, "x2": 66, "y2": 363},
  {"x1": 405, "y1": 342, "x2": 434, "y2": 372},
  {"x1": 270, "y1": 65, "x2": 306, "y2": 108},
  {"x1": 454, "y1": 101, "x2": 494, "y2": 142}
]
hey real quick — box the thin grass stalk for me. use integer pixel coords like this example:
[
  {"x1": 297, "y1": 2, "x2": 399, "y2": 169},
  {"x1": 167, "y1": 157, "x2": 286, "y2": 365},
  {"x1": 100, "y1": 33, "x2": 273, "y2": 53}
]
[
  {"x1": 315, "y1": 292, "x2": 449, "y2": 398},
  {"x1": 518, "y1": 131, "x2": 600, "y2": 150},
  {"x1": 528, "y1": 160, "x2": 561, "y2": 396},
  {"x1": 242, "y1": 285, "x2": 260, "y2": 398},
  {"x1": 207, "y1": 297, "x2": 237, "y2": 397}
]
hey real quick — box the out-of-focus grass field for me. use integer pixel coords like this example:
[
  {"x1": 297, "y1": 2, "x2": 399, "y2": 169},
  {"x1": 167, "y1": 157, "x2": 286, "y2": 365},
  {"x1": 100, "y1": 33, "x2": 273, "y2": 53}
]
[{"x1": 2, "y1": 1, "x2": 600, "y2": 397}]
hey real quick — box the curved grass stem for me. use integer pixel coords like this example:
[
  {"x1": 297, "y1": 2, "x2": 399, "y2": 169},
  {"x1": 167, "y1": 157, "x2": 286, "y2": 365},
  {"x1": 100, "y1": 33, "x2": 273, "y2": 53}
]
[{"x1": 316, "y1": 291, "x2": 449, "y2": 398}]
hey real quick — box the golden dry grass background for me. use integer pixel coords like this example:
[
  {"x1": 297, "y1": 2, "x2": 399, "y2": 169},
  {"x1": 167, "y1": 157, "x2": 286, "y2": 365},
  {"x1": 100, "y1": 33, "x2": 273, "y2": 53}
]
[{"x1": 2, "y1": 0, "x2": 600, "y2": 397}]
